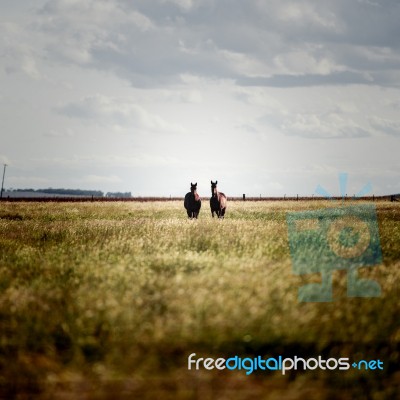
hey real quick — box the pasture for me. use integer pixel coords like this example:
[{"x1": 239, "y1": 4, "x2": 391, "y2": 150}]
[{"x1": 0, "y1": 200, "x2": 399, "y2": 399}]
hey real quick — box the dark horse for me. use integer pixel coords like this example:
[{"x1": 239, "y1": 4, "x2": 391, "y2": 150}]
[
  {"x1": 210, "y1": 180, "x2": 227, "y2": 218},
  {"x1": 184, "y1": 182, "x2": 201, "y2": 219}
]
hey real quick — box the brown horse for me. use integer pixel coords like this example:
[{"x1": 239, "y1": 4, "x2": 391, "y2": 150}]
[
  {"x1": 184, "y1": 182, "x2": 201, "y2": 219},
  {"x1": 210, "y1": 180, "x2": 227, "y2": 218}
]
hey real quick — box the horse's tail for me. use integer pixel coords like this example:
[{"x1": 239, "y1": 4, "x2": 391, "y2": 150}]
[{"x1": 219, "y1": 192, "x2": 227, "y2": 209}]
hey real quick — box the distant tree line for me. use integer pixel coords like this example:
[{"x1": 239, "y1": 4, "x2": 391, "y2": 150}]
[
  {"x1": 11, "y1": 188, "x2": 104, "y2": 196},
  {"x1": 106, "y1": 192, "x2": 132, "y2": 198},
  {"x1": 8, "y1": 188, "x2": 133, "y2": 198}
]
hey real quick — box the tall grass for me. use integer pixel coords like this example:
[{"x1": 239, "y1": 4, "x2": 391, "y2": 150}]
[{"x1": 0, "y1": 201, "x2": 399, "y2": 399}]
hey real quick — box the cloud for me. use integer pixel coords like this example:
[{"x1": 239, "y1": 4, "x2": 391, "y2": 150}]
[
  {"x1": 370, "y1": 116, "x2": 400, "y2": 136},
  {"x1": 37, "y1": 0, "x2": 154, "y2": 68},
  {"x1": 30, "y1": 154, "x2": 182, "y2": 168},
  {"x1": 158, "y1": 88, "x2": 203, "y2": 103},
  {"x1": 99, "y1": 154, "x2": 181, "y2": 167},
  {"x1": 234, "y1": 83, "x2": 400, "y2": 139},
  {"x1": 15, "y1": 0, "x2": 396, "y2": 88},
  {"x1": 0, "y1": 0, "x2": 398, "y2": 89},
  {"x1": 236, "y1": 71, "x2": 374, "y2": 87},
  {"x1": 78, "y1": 174, "x2": 123, "y2": 184},
  {"x1": 239, "y1": 94, "x2": 375, "y2": 139},
  {"x1": 0, "y1": 22, "x2": 41, "y2": 79},
  {"x1": 56, "y1": 94, "x2": 186, "y2": 134},
  {"x1": 44, "y1": 128, "x2": 76, "y2": 138},
  {"x1": 279, "y1": 112, "x2": 370, "y2": 138}
]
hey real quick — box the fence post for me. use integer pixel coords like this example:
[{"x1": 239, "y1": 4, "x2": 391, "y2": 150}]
[{"x1": 243, "y1": 194, "x2": 246, "y2": 201}]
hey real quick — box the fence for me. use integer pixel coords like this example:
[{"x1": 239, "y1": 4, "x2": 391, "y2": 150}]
[{"x1": 0, "y1": 195, "x2": 396, "y2": 202}]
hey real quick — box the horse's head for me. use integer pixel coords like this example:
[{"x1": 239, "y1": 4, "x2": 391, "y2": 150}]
[
  {"x1": 190, "y1": 182, "x2": 197, "y2": 192},
  {"x1": 211, "y1": 180, "x2": 218, "y2": 196}
]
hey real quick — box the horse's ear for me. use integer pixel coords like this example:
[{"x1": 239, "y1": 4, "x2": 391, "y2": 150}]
[
  {"x1": 210, "y1": 180, "x2": 212, "y2": 184},
  {"x1": 191, "y1": 182, "x2": 193, "y2": 186},
  {"x1": 216, "y1": 180, "x2": 218, "y2": 184},
  {"x1": 195, "y1": 182, "x2": 197, "y2": 186}
]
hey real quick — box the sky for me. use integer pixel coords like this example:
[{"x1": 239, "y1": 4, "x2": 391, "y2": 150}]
[{"x1": 1, "y1": 0, "x2": 399, "y2": 197}]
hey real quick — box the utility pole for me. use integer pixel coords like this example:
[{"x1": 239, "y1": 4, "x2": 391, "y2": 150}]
[{"x1": 1, "y1": 164, "x2": 7, "y2": 199}]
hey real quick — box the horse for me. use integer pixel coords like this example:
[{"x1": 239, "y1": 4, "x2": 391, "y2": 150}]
[
  {"x1": 184, "y1": 182, "x2": 201, "y2": 219},
  {"x1": 210, "y1": 180, "x2": 227, "y2": 218}
]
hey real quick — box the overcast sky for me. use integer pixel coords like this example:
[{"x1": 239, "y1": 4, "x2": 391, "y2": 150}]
[{"x1": 1, "y1": 0, "x2": 399, "y2": 196}]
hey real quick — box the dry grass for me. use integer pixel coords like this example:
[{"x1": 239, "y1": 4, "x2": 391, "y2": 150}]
[{"x1": 0, "y1": 201, "x2": 399, "y2": 399}]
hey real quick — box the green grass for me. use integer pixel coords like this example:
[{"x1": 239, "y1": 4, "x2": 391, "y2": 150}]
[{"x1": 0, "y1": 201, "x2": 399, "y2": 399}]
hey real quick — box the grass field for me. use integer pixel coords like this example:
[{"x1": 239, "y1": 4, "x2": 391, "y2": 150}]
[{"x1": 0, "y1": 200, "x2": 399, "y2": 399}]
